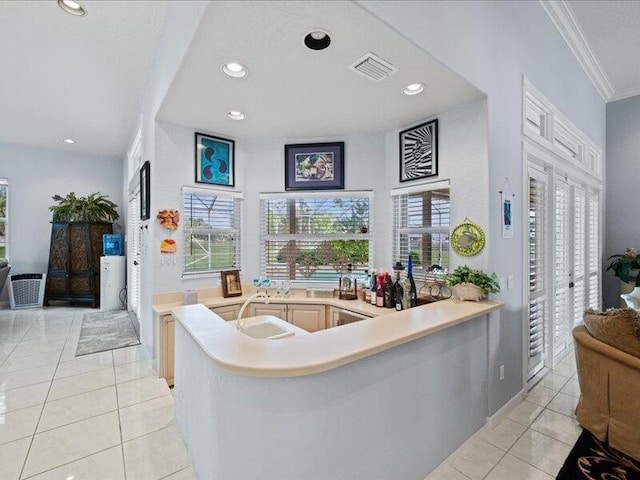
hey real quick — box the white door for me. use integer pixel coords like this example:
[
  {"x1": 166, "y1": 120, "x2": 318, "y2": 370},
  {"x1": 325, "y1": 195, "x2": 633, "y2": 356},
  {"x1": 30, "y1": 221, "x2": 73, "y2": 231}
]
[
  {"x1": 571, "y1": 185, "x2": 587, "y2": 326},
  {"x1": 128, "y1": 186, "x2": 141, "y2": 320},
  {"x1": 587, "y1": 191, "x2": 601, "y2": 309},
  {"x1": 527, "y1": 166, "x2": 549, "y2": 379},
  {"x1": 553, "y1": 177, "x2": 571, "y2": 357}
]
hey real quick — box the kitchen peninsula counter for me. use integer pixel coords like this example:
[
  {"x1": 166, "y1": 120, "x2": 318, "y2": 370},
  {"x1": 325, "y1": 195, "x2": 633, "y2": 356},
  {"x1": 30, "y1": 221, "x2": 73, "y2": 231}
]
[{"x1": 171, "y1": 298, "x2": 502, "y2": 377}]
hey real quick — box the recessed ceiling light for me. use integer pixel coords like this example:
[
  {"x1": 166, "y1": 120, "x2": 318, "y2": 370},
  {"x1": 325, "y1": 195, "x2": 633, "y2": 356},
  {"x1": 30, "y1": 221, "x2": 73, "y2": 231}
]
[
  {"x1": 227, "y1": 111, "x2": 246, "y2": 121},
  {"x1": 57, "y1": 0, "x2": 87, "y2": 16},
  {"x1": 63, "y1": 138, "x2": 76, "y2": 144},
  {"x1": 403, "y1": 83, "x2": 426, "y2": 96},
  {"x1": 222, "y1": 62, "x2": 248, "y2": 78},
  {"x1": 304, "y1": 30, "x2": 331, "y2": 51}
]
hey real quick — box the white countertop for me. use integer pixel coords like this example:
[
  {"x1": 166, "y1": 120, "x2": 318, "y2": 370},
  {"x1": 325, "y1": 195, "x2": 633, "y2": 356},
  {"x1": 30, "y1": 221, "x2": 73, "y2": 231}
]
[{"x1": 171, "y1": 298, "x2": 503, "y2": 378}]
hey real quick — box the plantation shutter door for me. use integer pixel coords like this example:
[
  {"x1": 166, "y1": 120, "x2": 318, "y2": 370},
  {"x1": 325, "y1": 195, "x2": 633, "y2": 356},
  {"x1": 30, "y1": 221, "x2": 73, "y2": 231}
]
[
  {"x1": 553, "y1": 177, "x2": 571, "y2": 356},
  {"x1": 572, "y1": 186, "x2": 586, "y2": 326},
  {"x1": 127, "y1": 188, "x2": 141, "y2": 317},
  {"x1": 528, "y1": 167, "x2": 549, "y2": 379},
  {"x1": 587, "y1": 191, "x2": 601, "y2": 309}
]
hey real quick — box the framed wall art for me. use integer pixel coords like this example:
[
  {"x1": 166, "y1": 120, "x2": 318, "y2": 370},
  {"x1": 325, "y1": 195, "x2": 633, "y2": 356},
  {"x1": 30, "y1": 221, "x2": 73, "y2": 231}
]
[
  {"x1": 221, "y1": 269, "x2": 242, "y2": 297},
  {"x1": 195, "y1": 132, "x2": 235, "y2": 187},
  {"x1": 284, "y1": 142, "x2": 344, "y2": 190},
  {"x1": 140, "y1": 160, "x2": 151, "y2": 220},
  {"x1": 399, "y1": 119, "x2": 438, "y2": 182}
]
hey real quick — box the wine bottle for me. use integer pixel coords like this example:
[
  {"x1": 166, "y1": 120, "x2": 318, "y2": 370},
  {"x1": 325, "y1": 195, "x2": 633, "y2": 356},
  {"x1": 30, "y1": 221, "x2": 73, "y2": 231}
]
[
  {"x1": 376, "y1": 272, "x2": 385, "y2": 307},
  {"x1": 407, "y1": 255, "x2": 417, "y2": 308},
  {"x1": 364, "y1": 269, "x2": 371, "y2": 303},
  {"x1": 370, "y1": 269, "x2": 377, "y2": 305},
  {"x1": 384, "y1": 273, "x2": 393, "y2": 308},
  {"x1": 393, "y1": 270, "x2": 404, "y2": 311}
]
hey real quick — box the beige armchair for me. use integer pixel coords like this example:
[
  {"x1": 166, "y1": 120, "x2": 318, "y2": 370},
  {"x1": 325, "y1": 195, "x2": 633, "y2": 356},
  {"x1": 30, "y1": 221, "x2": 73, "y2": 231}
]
[{"x1": 573, "y1": 325, "x2": 640, "y2": 461}]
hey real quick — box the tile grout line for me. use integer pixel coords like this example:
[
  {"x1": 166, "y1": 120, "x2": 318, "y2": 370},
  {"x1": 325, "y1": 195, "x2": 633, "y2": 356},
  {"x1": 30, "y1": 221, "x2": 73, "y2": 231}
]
[
  {"x1": 113, "y1": 348, "x2": 128, "y2": 480},
  {"x1": 17, "y1": 314, "x2": 73, "y2": 480}
]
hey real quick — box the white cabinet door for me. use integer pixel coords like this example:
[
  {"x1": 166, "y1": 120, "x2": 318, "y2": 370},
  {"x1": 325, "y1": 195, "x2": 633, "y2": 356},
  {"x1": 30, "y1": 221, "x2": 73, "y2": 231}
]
[
  {"x1": 247, "y1": 303, "x2": 287, "y2": 320},
  {"x1": 287, "y1": 304, "x2": 326, "y2": 332},
  {"x1": 211, "y1": 304, "x2": 240, "y2": 321}
]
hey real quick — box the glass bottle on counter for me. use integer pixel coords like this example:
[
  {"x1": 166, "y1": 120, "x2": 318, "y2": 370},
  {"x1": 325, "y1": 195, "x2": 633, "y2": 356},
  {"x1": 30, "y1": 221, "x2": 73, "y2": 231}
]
[
  {"x1": 407, "y1": 255, "x2": 418, "y2": 308},
  {"x1": 392, "y1": 261, "x2": 405, "y2": 311},
  {"x1": 370, "y1": 269, "x2": 377, "y2": 305},
  {"x1": 339, "y1": 263, "x2": 357, "y2": 300},
  {"x1": 384, "y1": 273, "x2": 394, "y2": 308},
  {"x1": 376, "y1": 272, "x2": 385, "y2": 307},
  {"x1": 364, "y1": 269, "x2": 371, "y2": 303}
]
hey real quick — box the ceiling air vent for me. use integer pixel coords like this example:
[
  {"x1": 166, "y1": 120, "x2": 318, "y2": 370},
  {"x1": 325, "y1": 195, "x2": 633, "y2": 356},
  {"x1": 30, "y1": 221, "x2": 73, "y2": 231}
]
[{"x1": 349, "y1": 52, "x2": 398, "y2": 82}]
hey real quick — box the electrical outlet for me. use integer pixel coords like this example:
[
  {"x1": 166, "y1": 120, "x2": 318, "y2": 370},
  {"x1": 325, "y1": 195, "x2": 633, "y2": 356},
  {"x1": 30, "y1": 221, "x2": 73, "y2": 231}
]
[
  {"x1": 498, "y1": 277, "x2": 507, "y2": 291},
  {"x1": 507, "y1": 276, "x2": 515, "y2": 290},
  {"x1": 499, "y1": 365, "x2": 505, "y2": 381}
]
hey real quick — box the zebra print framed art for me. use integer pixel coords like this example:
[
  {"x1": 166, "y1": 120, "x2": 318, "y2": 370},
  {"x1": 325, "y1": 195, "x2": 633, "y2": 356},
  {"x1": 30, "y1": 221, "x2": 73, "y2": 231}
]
[{"x1": 399, "y1": 118, "x2": 438, "y2": 182}]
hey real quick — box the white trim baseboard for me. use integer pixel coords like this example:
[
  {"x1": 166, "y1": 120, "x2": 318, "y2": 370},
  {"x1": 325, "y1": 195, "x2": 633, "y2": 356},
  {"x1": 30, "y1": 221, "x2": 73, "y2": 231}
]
[
  {"x1": 486, "y1": 389, "x2": 526, "y2": 429},
  {"x1": 0, "y1": 300, "x2": 9, "y2": 310}
]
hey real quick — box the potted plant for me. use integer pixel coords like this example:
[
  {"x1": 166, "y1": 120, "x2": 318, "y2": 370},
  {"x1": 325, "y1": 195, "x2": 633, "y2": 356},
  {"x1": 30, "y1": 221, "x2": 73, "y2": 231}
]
[
  {"x1": 448, "y1": 265, "x2": 500, "y2": 301},
  {"x1": 49, "y1": 192, "x2": 119, "y2": 222},
  {"x1": 607, "y1": 248, "x2": 640, "y2": 287}
]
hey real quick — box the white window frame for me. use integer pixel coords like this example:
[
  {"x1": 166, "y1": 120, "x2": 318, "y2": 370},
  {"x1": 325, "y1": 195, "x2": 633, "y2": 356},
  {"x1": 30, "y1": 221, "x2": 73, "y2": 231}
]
[
  {"x1": 259, "y1": 191, "x2": 373, "y2": 287},
  {"x1": 182, "y1": 186, "x2": 243, "y2": 277},
  {"x1": 391, "y1": 180, "x2": 451, "y2": 278},
  {"x1": 0, "y1": 178, "x2": 7, "y2": 260}
]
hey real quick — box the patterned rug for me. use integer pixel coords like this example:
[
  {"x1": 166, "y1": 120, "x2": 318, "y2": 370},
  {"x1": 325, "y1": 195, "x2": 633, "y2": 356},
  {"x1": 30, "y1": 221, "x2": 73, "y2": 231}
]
[
  {"x1": 76, "y1": 310, "x2": 140, "y2": 356},
  {"x1": 557, "y1": 429, "x2": 640, "y2": 479}
]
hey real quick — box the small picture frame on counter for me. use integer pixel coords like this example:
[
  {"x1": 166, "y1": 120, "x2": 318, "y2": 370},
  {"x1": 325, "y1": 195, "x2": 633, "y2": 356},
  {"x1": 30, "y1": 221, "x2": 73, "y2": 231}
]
[{"x1": 221, "y1": 270, "x2": 242, "y2": 298}]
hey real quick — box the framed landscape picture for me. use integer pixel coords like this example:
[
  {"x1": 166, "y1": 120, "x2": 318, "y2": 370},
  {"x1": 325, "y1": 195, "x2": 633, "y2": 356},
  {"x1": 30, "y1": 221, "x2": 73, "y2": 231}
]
[
  {"x1": 285, "y1": 142, "x2": 344, "y2": 191},
  {"x1": 399, "y1": 119, "x2": 438, "y2": 182},
  {"x1": 195, "y1": 132, "x2": 235, "y2": 187},
  {"x1": 221, "y1": 270, "x2": 242, "y2": 297}
]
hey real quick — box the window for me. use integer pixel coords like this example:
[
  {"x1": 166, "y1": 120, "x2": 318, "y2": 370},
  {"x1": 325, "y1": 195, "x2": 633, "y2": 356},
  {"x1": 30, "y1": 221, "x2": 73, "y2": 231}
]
[
  {"x1": 260, "y1": 192, "x2": 372, "y2": 282},
  {"x1": 183, "y1": 187, "x2": 242, "y2": 275},
  {"x1": 392, "y1": 181, "x2": 450, "y2": 278},
  {"x1": 0, "y1": 179, "x2": 7, "y2": 259}
]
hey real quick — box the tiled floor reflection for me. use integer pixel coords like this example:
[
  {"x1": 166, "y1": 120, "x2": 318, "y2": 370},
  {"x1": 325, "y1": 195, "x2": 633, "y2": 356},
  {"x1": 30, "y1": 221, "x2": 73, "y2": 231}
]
[
  {"x1": 0, "y1": 307, "x2": 195, "y2": 480},
  {"x1": 426, "y1": 347, "x2": 580, "y2": 480}
]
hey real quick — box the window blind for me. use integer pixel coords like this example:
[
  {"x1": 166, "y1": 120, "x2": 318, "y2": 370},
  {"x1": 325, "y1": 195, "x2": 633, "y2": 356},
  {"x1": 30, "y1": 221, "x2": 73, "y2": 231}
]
[
  {"x1": 392, "y1": 183, "x2": 450, "y2": 279},
  {"x1": 528, "y1": 168, "x2": 548, "y2": 377},
  {"x1": 587, "y1": 192, "x2": 601, "y2": 309},
  {"x1": 553, "y1": 180, "x2": 570, "y2": 354},
  {"x1": 572, "y1": 187, "x2": 586, "y2": 326},
  {"x1": 183, "y1": 189, "x2": 242, "y2": 275},
  {"x1": 260, "y1": 194, "x2": 372, "y2": 282},
  {"x1": 0, "y1": 178, "x2": 7, "y2": 259}
]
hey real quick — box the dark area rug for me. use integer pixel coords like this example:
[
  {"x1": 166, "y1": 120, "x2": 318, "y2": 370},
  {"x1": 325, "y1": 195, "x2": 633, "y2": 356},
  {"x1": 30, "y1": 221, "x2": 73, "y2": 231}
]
[
  {"x1": 557, "y1": 429, "x2": 640, "y2": 479},
  {"x1": 76, "y1": 310, "x2": 140, "y2": 356}
]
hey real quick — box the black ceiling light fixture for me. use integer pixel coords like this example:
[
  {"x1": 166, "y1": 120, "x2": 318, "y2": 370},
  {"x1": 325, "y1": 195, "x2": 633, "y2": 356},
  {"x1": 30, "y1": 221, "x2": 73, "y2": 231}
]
[{"x1": 304, "y1": 30, "x2": 331, "y2": 51}]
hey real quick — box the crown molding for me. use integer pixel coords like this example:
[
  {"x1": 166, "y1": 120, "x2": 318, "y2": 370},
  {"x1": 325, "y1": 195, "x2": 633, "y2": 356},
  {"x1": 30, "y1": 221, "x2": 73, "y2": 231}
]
[
  {"x1": 540, "y1": 0, "x2": 615, "y2": 102},
  {"x1": 609, "y1": 85, "x2": 640, "y2": 103}
]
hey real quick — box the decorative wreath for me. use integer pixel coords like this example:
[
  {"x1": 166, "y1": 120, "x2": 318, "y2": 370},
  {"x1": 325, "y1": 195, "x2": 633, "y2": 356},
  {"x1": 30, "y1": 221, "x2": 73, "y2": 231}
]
[{"x1": 451, "y1": 219, "x2": 485, "y2": 257}]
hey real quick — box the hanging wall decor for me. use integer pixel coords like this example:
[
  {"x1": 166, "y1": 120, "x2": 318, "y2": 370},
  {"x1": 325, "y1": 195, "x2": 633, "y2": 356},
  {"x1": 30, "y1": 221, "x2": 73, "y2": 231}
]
[
  {"x1": 499, "y1": 178, "x2": 515, "y2": 239},
  {"x1": 399, "y1": 119, "x2": 438, "y2": 182},
  {"x1": 195, "y1": 132, "x2": 235, "y2": 187},
  {"x1": 284, "y1": 142, "x2": 344, "y2": 190},
  {"x1": 451, "y1": 217, "x2": 485, "y2": 256},
  {"x1": 157, "y1": 209, "x2": 180, "y2": 230}
]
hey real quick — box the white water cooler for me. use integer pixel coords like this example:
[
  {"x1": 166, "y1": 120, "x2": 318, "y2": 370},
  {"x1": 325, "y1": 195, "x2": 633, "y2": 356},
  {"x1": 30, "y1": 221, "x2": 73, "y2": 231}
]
[{"x1": 100, "y1": 256, "x2": 126, "y2": 311}]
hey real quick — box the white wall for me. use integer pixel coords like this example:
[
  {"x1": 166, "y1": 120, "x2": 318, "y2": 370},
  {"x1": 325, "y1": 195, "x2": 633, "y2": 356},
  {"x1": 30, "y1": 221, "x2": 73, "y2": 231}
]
[
  {"x1": 384, "y1": 98, "x2": 489, "y2": 271},
  {"x1": 151, "y1": 97, "x2": 488, "y2": 297},
  {"x1": 360, "y1": 0, "x2": 606, "y2": 414},
  {"x1": 604, "y1": 95, "x2": 640, "y2": 307},
  {"x1": 0, "y1": 142, "x2": 123, "y2": 301}
]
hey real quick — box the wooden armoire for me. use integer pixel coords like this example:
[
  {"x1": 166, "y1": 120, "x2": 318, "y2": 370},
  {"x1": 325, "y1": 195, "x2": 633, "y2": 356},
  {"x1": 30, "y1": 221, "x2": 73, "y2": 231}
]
[{"x1": 44, "y1": 221, "x2": 112, "y2": 308}]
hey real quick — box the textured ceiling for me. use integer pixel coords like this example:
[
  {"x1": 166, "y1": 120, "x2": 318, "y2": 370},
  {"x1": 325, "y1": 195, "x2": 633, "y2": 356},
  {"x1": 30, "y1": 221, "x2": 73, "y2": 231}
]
[
  {"x1": 158, "y1": 1, "x2": 484, "y2": 139},
  {"x1": 568, "y1": 0, "x2": 640, "y2": 93},
  {"x1": 0, "y1": 1, "x2": 168, "y2": 158}
]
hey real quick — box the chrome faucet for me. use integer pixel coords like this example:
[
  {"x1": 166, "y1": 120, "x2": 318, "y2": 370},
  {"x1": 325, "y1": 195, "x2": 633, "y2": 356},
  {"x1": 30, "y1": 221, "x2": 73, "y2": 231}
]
[{"x1": 236, "y1": 291, "x2": 269, "y2": 331}]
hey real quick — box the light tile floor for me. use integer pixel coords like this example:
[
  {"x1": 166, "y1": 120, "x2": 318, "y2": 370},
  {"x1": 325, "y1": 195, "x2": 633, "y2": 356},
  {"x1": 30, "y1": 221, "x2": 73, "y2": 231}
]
[
  {"x1": 426, "y1": 347, "x2": 580, "y2": 480},
  {"x1": 1, "y1": 307, "x2": 581, "y2": 480},
  {"x1": 0, "y1": 307, "x2": 196, "y2": 480}
]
